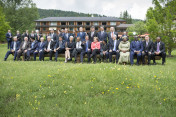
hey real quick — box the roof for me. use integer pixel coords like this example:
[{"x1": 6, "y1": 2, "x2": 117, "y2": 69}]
[
  {"x1": 35, "y1": 17, "x2": 126, "y2": 22},
  {"x1": 117, "y1": 24, "x2": 134, "y2": 28}
]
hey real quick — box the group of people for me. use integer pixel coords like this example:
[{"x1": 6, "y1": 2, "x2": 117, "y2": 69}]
[{"x1": 4, "y1": 26, "x2": 166, "y2": 65}]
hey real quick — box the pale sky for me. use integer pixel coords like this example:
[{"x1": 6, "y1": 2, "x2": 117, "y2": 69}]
[{"x1": 33, "y1": 0, "x2": 153, "y2": 20}]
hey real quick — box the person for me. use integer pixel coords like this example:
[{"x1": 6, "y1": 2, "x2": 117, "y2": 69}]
[
  {"x1": 118, "y1": 36, "x2": 130, "y2": 65},
  {"x1": 90, "y1": 37, "x2": 101, "y2": 63},
  {"x1": 17, "y1": 37, "x2": 30, "y2": 61},
  {"x1": 26, "y1": 37, "x2": 38, "y2": 61},
  {"x1": 29, "y1": 30, "x2": 36, "y2": 40},
  {"x1": 88, "y1": 26, "x2": 97, "y2": 42},
  {"x1": 109, "y1": 35, "x2": 120, "y2": 63},
  {"x1": 120, "y1": 31, "x2": 128, "y2": 41},
  {"x1": 65, "y1": 36, "x2": 75, "y2": 62},
  {"x1": 36, "y1": 31, "x2": 41, "y2": 42},
  {"x1": 72, "y1": 37, "x2": 82, "y2": 63},
  {"x1": 153, "y1": 37, "x2": 166, "y2": 65},
  {"x1": 108, "y1": 27, "x2": 118, "y2": 43},
  {"x1": 24, "y1": 30, "x2": 30, "y2": 41},
  {"x1": 44, "y1": 36, "x2": 55, "y2": 61},
  {"x1": 80, "y1": 35, "x2": 92, "y2": 63},
  {"x1": 97, "y1": 26, "x2": 107, "y2": 43},
  {"x1": 100, "y1": 40, "x2": 109, "y2": 62},
  {"x1": 130, "y1": 36, "x2": 143, "y2": 66},
  {"x1": 4, "y1": 36, "x2": 20, "y2": 61},
  {"x1": 54, "y1": 36, "x2": 65, "y2": 62},
  {"x1": 49, "y1": 29, "x2": 57, "y2": 43},
  {"x1": 63, "y1": 28, "x2": 71, "y2": 42},
  {"x1": 34, "y1": 37, "x2": 46, "y2": 61},
  {"x1": 142, "y1": 35, "x2": 153, "y2": 65},
  {"x1": 77, "y1": 27, "x2": 86, "y2": 42},
  {"x1": 16, "y1": 30, "x2": 21, "y2": 42},
  {"x1": 6, "y1": 30, "x2": 13, "y2": 49}
]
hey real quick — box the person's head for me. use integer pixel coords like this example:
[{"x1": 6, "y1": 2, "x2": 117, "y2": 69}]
[
  {"x1": 79, "y1": 27, "x2": 83, "y2": 32},
  {"x1": 93, "y1": 37, "x2": 98, "y2": 42},
  {"x1": 40, "y1": 37, "x2": 44, "y2": 42},
  {"x1": 102, "y1": 40, "x2": 107, "y2": 45},
  {"x1": 134, "y1": 36, "x2": 138, "y2": 41},
  {"x1": 69, "y1": 36, "x2": 74, "y2": 42},
  {"x1": 31, "y1": 30, "x2": 34, "y2": 33},
  {"x1": 123, "y1": 31, "x2": 127, "y2": 35},
  {"x1": 100, "y1": 26, "x2": 104, "y2": 31},
  {"x1": 91, "y1": 26, "x2": 95, "y2": 32},
  {"x1": 113, "y1": 35, "x2": 117, "y2": 40},
  {"x1": 13, "y1": 36, "x2": 17, "y2": 41},
  {"x1": 47, "y1": 36, "x2": 51, "y2": 42},
  {"x1": 24, "y1": 37, "x2": 28, "y2": 41},
  {"x1": 61, "y1": 29, "x2": 65, "y2": 33},
  {"x1": 30, "y1": 37, "x2": 35, "y2": 42},
  {"x1": 123, "y1": 36, "x2": 127, "y2": 42},
  {"x1": 145, "y1": 35, "x2": 149, "y2": 41},
  {"x1": 77, "y1": 37, "x2": 81, "y2": 42},
  {"x1": 36, "y1": 30, "x2": 39, "y2": 34},
  {"x1": 17, "y1": 30, "x2": 19, "y2": 34},
  {"x1": 85, "y1": 35, "x2": 89, "y2": 41},
  {"x1": 65, "y1": 28, "x2": 68, "y2": 33},
  {"x1": 8, "y1": 30, "x2": 11, "y2": 33},
  {"x1": 110, "y1": 27, "x2": 115, "y2": 32},
  {"x1": 156, "y1": 37, "x2": 161, "y2": 42},
  {"x1": 59, "y1": 36, "x2": 63, "y2": 41},
  {"x1": 50, "y1": 29, "x2": 54, "y2": 33}
]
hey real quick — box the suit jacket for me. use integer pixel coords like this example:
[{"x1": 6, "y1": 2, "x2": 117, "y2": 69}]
[
  {"x1": 19, "y1": 41, "x2": 30, "y2": 50},
  {"x1": 10, "y1": 41, "x2": 20, "y2": 51},
  {"x1": 88, "y1": 31, "x2": 98, "y2": 42},
  {"x1": 66, "y1": 42, "x2": 76, "y2": 51},
  {"x1": 130, "y1": 40, "x2": 143, "y2": 52},
  {"x1": 36, "y1": 33, "x2": 42, "y2": 42},
  {"x1": 109, "y1": 40, "x2": 120, "y2": 51},
  {"x1": 49, "y1": 33, "x2": 57, "y2": 42},
  {"x1": 16, "y1": 33, "x2": 21, "y2": 42},
  {"x1": 54, "y1": 40, "x2": 65, "y2": 49},
  {"x1": 77, "y1": 32, "x2": 86, "y2": 42},
  {"x1": 97, "y1": 31, "x2": 108, "y2": 42},
  {"x1": 100, "y1": 43, "x2": 109, "y2": 52},
  {"x1": 143, "y1": 40, "x2": 153, "y2": 52},
  {"x1": 6, "y1": 33, "x2": 13, "y2": 41},
  {"x1": 29, "y1": 41, "x2": 38, "y2": 51},
  {"x1": 153, "y1": 41, "x2": 165, "y2": 53},
  {"x1": 24, "y1": 33, "x2": 30, "y2": 40},
  {"x1": 108, "y1": 32, "x2": 118, "y2": 42},
  {"x1": 36, "y1": 42, "x2": 46, "y2": 52},
  {"x1": 63, "y1": 33, "x2": 71, "y2": 42},
  {"x1": 81, "y1": 41, "x2": 91, "y2": 52},
  {"x1": 29, "y1": 33, "x2": 36, "y2": 39},
  {"x1": 45, "y1": 41, "x2": 55, "y2": 50}
]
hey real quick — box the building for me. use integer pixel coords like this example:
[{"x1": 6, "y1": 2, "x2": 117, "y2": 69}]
[{"x1": 35, "y1": 17, "x2": 131, "y2": 34}]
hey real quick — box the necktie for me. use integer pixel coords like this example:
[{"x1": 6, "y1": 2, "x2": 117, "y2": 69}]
[
  {"x1": 40, "y1": 42, "x2": 42, "y2": 47},
  {"x1": 113, "y1": 41, "x2": 116, "y2": 51},
  {"x1": 157, "y1": 43, "x2": 160, "y2": 52},
  {"x1": 13, "y1": 42, "x2": 16, "y2": 50},
  {"x1": 86, "y1": 42, "x2": 88, "y2": 52},
  {"x1": 91, "y1": 32, "x2": 94, "y2": 37}
]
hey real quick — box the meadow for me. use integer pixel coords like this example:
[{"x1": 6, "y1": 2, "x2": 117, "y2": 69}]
[{"x1": 0, "y1": 44, "x2": 176, "y2": 117}]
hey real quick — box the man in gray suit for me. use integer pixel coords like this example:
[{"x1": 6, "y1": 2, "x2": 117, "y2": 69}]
[{"x1": 97, "y1": 26, "x2": 108, "y2": 43}]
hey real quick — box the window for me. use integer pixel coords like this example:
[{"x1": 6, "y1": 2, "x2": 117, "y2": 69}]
[
  {"x1": 50, "y1": 22, "x2": 57, "y2": 26},
  {"x1": 43, "y1": 28, "x2": 46, "y2": 31},
  {"x1": 104, "y1": 27, "x2": 107, "y2": 31},
  {"x1": 69, "y1": 22, "x2": 74, "y2": 25},
  {"x1": 86, "y1": 22, "x2": 90, "y2": 25},
  {"x1": 86, "y1": 27, "x2": 90, "y2": 31},
  {"x1": 61, "y1": 22, "x2": 66, "y2": 25},
  {"x1": 70, "y1": 28, "x2": 74, "y2": 31},
  {"x1": 102, "y1": 22, "x2": 107, "y2": 25},
  {"x1": 42, "y1": 22, "x2": 47, "y2": 25},
  {"x1": 36, "y1": 22, "x2": 40, "y2": 26},
  {"x1": 77, "y1": 22, "x2": 82, "y2": 25},
  {"x1": 93, "y1": 22, "x2": 98, "y2": 25},
  {"x1": 110, "y1": 22, "x2": 116, "y2": 25}
]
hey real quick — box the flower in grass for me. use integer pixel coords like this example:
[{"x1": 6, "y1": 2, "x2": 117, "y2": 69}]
[
  {"x1": 116, "y1": 88, "x2": 119, "y2": 90},
  {"x1": 16, "y1": 94, "x2": 20, "y2": 99},
  {"x1": 34, "y1": 96, "x2": 37, "y2": 98},
  {"x1": 84, "y1": 102, "x2": 87, "y2": 104},
  {"x1": 64, "y1": 91, "x2": 67, "y2": 94},
  {"x1": 164, "y1": 98, "x2": 166, "y2": 101},
  {"x1": 121, "y1": 81, "x2": 124, "y2": 85},
  {"x1": 91, "y1": 87, "x2": 93, "y2": 89},
  {"x1": 118, "y1": 68, "x2": 121, "y2": 71},
  {"x1": 112, "y1": 92, "x2": 114, "y2": 94},
  {"x1": 154, "y1": 75, "x2": 157, "y2": 78},
  {"x1": 48, "y1": 75, "x2": 51, "y2": 77},
  {"x1": 126, "y1": 87, "x2": 129, "y2": 89},
  {"x1": 18, "y1": 115, "x2": 20, "y2": 117},
  {"x1": 102, "y1": 92, "x2": 104, "y2": 94}
]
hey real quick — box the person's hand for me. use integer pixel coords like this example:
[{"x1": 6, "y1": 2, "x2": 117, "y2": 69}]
[
  {"x1": 116, "y1": 50, "x2": 119, "y2": 53},
  {"x1": 35, "y1": 50, "x2": 38, "y2": 52},
  {"x1": 148, "y1": 52, "x2": 151, "y2": 54},
  {"x1": 109, "y1": 50, "x2": 112, "y2": 52},
  {"x1": 83, "y1": 41, "x2": 86, "y2": 44},
  {"x1": 54, "y1": 49, "x2": 56, "y2": 52},
  {"x1": 11, "y1": 50, "x2": 14, "y2": 52},
  {"x1": 88, "y1": 49, "x2": 90, "y2": 51},
  {"x1": 24, "y1": 50, "x2": 27, "y2": 53},
  {"x1": 57, "y1": 47, "x2": 59, "y2": 50},
  {"x1": 142, "y1": 51, "x2": 144, "y2": 54}
]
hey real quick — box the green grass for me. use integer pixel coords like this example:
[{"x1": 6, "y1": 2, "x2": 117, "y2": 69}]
[{"x1": 0, "y1": 44, "x2": 176, "y2": 117}]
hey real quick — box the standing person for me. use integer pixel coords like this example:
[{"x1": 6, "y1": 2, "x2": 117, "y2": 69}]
[
  {"x1": 153, "y1": 37, "x2": 166, "y2": 65},
  {"x1": 4, "y1": 36, "x2": 20, "y2": 61},
  {"x1": 30, "y1": 30, "x2": 36, "y2": 40},
  {"x1": 65, "y1": 36, "x2": 75, "y2": 62},
  {"x1": 16, "y1": 30, "x2": 21, "y2": 42},
  {"x1": 88, "y1": 26, "x2": 97, "y2": 42},
  {"x1": 25, "y1": 30, "x2": 30, "y2": 41},
  {"x1": 97, "y1": 26, "x2": 107, "y2": 43},
  {"x1": 100, "y1": 40, "x2": 109, "y2": 62},
  {"x1": 90, "y1": 37, "x2": 101, "y2": 64},
  {"x1": 50, "y1": 29, "x2": 57, "y2": 43},
  {"x1": 77, "y1": 27, "x2": 86, "y2": 42},
  {"x1": 63, "y1": 28, "x2": 71, "y2": 42},
  {"x1": 6, "y1": 30, "x2": 13, "y2": 49},
  {"x1": 108, "y1": 27, "x2": 118, "y2": 43},
  {"x1": 72, "y1": 37, "x2": 82, "y2": 63},
  {"x1": 44, "y1": 36, "x2": 55, "y2": 61},
  {"x1": 118, "y1": 36, "x2": 130, "y2": 65},
  {"x1": 36, "y1": 31, "x2": 41, "y2": 42}
]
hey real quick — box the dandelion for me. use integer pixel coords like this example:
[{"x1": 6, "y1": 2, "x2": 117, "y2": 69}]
[
  {"x1": 38, "y1": 101, "x2": 40, "y2": 105},
  {"x1": 112, "y1": 92, "x2": 114, "y2": 94},
  {"x1": 16, "y1": 94, "x2": 20, "y2": 99},
  {"x1": 84, "y1": 102, "x2": 87, "y2": 104},
  {"x1": 126, "y1": 87, "x2": 129, "y2": 89},
  {"x1": 121, "y1": 81, "x2": 124, "y2": 85},
  {"x1": 64, "y1": 91, "x2": 67, "y2": 94},
  {"x1": 164, "y1": 98, "x2": 166, "y2": 101},
  {"x1": 91, "y1": 87, "x2": 93, "y2": 88},
  {"x1": 48, "y1": 75, "x2": 51, "y2": 77},
  {"x1": 154, "y1": 75, "x2": 157, "y2": 78},
  {"x1": 34, "y1": 96, "x2": 37, "y2": 98},
  {"x1": 102, "y1": 92, "x2": 104, "y2": 94},
  {"x1": 116, "y1": 88, "x2": 119, "y2": 90},
  {"x1": 118, "y1": 68, "x2": 121, "y2": 70}
]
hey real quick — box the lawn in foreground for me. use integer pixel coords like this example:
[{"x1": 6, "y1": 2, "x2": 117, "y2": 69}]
[{"x1": 0, "y1": 44, "x2": 176, "y2": 117}]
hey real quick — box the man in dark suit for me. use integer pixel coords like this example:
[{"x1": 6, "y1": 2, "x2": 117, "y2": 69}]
[
  {"x1": 24, "y1": 30, "x2": 30, "y2": 41},
  {"x1": 63, "y1": 28, "x2": 71, "y2": 42},
  {"x1": 88, "y1": 26, "x2": 97, "y2": 42},
  {"x1": 29, "y1": 30, "x2": 36, "y2": 40},
  {"x1": 142, "y1": 35, "x2": 153, "y2": 65},
  {"x1": 44, "y1": 36, "x2": 55, "y2": 61},
  {"x1": 54, "y1": 36, "x2": 65, "y2": 62},
  {"x1": 109, "y1": 35, "x2": 120, "y2": 63},
  {"x1": 153, "y1": 37, "x2": 166, "y2": 65},
  {"x1": 17, "y1": 37, "x2": 30, "y2": 61},
  {"x1": 77, "y1": 27, "x2": 86, "y2": 42},
  {"x1": 100, "y1": 40, "x2": 109, "y2": 62},
  {"x1": 80, "y1": 35, "x2": 92, "y2": 63},
  {"x1": 34, "y1": 37, "x2": 46, "y2": 61},
  {"x1": 6, "y1": 30, "x2": 13, "y2": 49},
  {"x1": 26, "y1": 37, "x2": 38, "y2": 61},
  {"x1": 130, "y1": 36, "x2": 143, "y2": 66},
  {"x1": 108, "y1": 27, "x2": 118, "y2": 43},
  {"x1": 50, "y1": 29, "x2": 57, "y2": 43},
  {"x1": 16, "y1": 30, "x2": 21, "y2": 42},
  {"x1": 4, "y1": 36, "x2": 20, "y2": 61},
  {"x1": 73, "y1": 37, "x2": 82, "y2": 63},
  {"x1": 97, "y1": 26, "x2": 108, "y2": 43}
]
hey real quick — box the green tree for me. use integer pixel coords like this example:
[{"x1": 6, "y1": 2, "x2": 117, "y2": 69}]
[
  {"x1": 120, "y1": 10, "x2": 132, "y2": 24},
  {"x1": 127, "y1": 21, "x2": 147, "y2": 35}
]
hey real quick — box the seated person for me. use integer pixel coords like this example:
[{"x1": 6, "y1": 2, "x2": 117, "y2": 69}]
[
  {"x1": 130, "y1": 36, "x2": 143, "y2": 66},
  {"x1": 100, "y1": 40, "x2": 109, "y2": 62},
  {"x1": 17, "y1": 37, "x2": 30, "y2": 61},
  {"x1": 44, "y1": 36, "x2": 55, "y2": 61},
  {"x1": 54, "y1": 36, "x2": 65, "y2": 62},
  {"x1": 26, "y1": 37, "x2": 38, "y2": 61},
  {"x1": 142, "y1": 35, "x2": 153, "y2": 65},
  {"x1": 90, "y1": 37, "x2": 100, "y2": 64},
  {"x1": 4, "y1": 36, "x2": 20, "y2": 61},
  {"x1": 118, "y1": 36, "x2": 130, "y2": 65},
  {"x1": 80, "y1": 35, "x2": 92, "y2": 63},
  {"x1": 153, "y1": 37, "x2": 166, "y2": 65},
  {"x1": 72, "y1": 37, "x2": 82, "y2": 63},
  {"x1": 109, "y1": 35, "x2": 120, "y2": 64},
  {"x1": 34, "y1": 37, "x2": 46, "y2": 61}
]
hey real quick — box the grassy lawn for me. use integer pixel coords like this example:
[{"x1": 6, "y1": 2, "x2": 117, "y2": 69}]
[{"x1": 0, "y1": 44, "x2": 176, "y2": 117}]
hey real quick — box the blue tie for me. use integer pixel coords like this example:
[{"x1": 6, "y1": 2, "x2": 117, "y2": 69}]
[
  {"x1": 114, "y1": 41, "x2": 116, "y2": 51},
  {"x1": 86, "y1": 42, "x2": 88, "y2": 52}
]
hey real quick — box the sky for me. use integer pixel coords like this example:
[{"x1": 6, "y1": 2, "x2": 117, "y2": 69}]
[{"x1": 33, "y1": 0, "x2": 153, "y2": 20}]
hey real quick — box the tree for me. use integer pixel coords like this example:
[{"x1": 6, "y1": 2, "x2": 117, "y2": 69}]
[
  {"x1": 0, "y1": 6, "x2": 11, "y2": 42},
  {"x1": 120, "y1": 10, "x2": 132, "y2": 24},
  {"x1": 127, "y1": 21, "x2": 147, "y2": 35}
]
